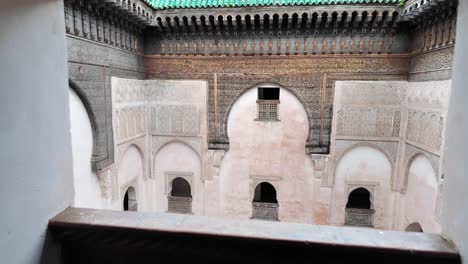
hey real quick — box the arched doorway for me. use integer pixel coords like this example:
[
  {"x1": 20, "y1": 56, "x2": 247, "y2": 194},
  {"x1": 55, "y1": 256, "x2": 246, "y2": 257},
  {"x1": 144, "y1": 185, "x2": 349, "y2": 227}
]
[
  {"x1": 252, "y1": 182, "x2": 279, "y2": 221},
  {"x1": 345, "y1": 187, "x2": 375, "y2": 227},
  {"x1": 406, "y1": 222, "x2": 424, "y2": 232},
  {"x1": 123, "y1": 186, "x2": 137, "y2": 211},
  {"x1": 167, "y1": 177, "x2": 192, "y2": 214}
]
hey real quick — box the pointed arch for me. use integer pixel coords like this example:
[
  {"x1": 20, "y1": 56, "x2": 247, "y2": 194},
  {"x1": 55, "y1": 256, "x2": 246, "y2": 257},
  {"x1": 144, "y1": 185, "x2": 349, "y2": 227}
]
[
  {"x1": 117, "y1": 143, "x2": 146, "y2": 179},
  {"x1": 333, "y1": 142, "x2": 395, "y2": 187},
  {"x1": 224, "y1": 82, "x2": 311, "y2": 143},
  {"x1": 403, "y1": 151, "x2": 438, "y2": 193}
]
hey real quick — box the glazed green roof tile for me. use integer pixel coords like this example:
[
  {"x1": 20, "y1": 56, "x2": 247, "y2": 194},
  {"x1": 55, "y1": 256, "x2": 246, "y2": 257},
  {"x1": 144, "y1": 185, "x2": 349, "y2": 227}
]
[{"x1": 144, "y1": 0, "x2": 399, "y2": 10}]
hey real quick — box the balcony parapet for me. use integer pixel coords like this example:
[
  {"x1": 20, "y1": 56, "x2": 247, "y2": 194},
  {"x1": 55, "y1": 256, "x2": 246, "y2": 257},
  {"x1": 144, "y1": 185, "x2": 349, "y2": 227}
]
[{"x1": 48, "y1": 207, "x2": 460, "y2": 264}]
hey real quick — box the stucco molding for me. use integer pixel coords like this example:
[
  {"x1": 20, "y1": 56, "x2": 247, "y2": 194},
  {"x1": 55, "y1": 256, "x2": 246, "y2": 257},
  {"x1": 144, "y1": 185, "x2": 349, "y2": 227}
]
[
  {"x1": 152, "y1": 136, "x2": 204, "y2": 180},
  {"x1": 223, "y1": 82, "x2": 312, "y2": 153},
  {"x1": 165, "y1": 171, "x2": 194, "y2": 196},
  {"x1": 345, "y1": 181, "x2": 379, "y2": 210},
  {"x1": 120, "y1": 177, "x2": 138, "y2": 210},
  {"x1": 402, "y1": 148, "x2": 440, "y2": 193},
  {"x1": 249, "y1": 175, "x2": 282, "y2": 202},
  {"x1": 332, "y1": 140, "x2": 397, "y2": 189},
  {"x1": 116, "y1": 137, "x2": 147, "y2": 179}
]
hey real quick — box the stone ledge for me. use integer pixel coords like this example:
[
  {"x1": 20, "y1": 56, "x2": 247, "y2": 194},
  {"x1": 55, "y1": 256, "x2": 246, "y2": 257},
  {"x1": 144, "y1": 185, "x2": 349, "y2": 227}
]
[{"x1": 50, "y1": 207, "x2": 459, "y2": 260}]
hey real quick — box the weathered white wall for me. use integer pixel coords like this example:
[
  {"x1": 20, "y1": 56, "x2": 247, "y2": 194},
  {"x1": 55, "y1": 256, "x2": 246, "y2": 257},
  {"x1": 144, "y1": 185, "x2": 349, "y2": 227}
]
[
  {"x1": 442, "y1": 0, "x2": 468, "y2": 261},
  {"x1": 80, "y1": 78, "x2": 208, "y2": 214},
  {"x1": 115, "y1": 145, "x2": 144, "y2": 210},
  {"x1": 153, "y1": 142, "x2": 202, "y2": 213},
  {"x1": 81, "y1": 76, "x2": 452, "y2": 232},
  {"x1": 404, "y1": 155, "x2": 440, "y2": 233},
  {"x1": 220, "y1": 86, "x2": 310, "y2": 222},
  {"x1": 330, "y1": 146, "x2": 393, "y2": 229},
  {"x1": 69, "y1": 89, "x2": 102, "y2": 208},
  {"x1": 330, "y1": 80, "x2": 450, "y2": 231},
  {"x1": 0, "y1": 1, "x2": 73, "y2": 263}
]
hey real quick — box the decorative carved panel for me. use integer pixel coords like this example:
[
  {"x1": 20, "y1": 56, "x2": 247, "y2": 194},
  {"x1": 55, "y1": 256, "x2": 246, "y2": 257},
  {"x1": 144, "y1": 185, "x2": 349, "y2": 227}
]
[
  {"x1": 97, "y1": 166, "x2": 117, "y2": 200},
  {"x1": 252, "y1": 202, "x2": 279, "y2": 221},
  {"x1": 151, "y1": 105, "x2": 200, "y2": 136},
  {"x1": 410, "y1": 47, "x2": 454, "y2": 74},
  {"x1": 167, "y1": 196, "x2": 192, "y2": 214},
  {"x1": 345, "y1": 208, "x2": 375, "y2": 227},
  {"x1": 145, "y1": 55, "x2": 410, "y2": 154},
  {"x1": 402, "y1": 143, "x2": 440, "y2": 192},
  {"x1": 336, "y1": 106, "x2": 401, "y2": 138},
  {"x1": 115, "y1": 105, "x2": 146, "y2": 143},
  {"x1": 335, "y1": 140, "x2": 398, "y2": 166},
  {"x1": 152, "y1": 136, "x2": 203, "y2": 159},
  {"x1": 406, "y1": 110, "x2": 444, "y2": 152}
]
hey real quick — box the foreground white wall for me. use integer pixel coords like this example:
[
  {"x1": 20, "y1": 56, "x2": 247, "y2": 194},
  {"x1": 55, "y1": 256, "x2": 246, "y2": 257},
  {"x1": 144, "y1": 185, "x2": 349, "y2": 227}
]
[
  {"x1": 442, "y1": 0, "x2": 468, "y2": 261},
  {"x1": 221, "y1": 86, "x2": 310, "y2": 222},
  {"x1": 0, "y1": 1, "x2": 73, "y2": 263},
  {"x1": 69, "y1": 89, "x2": 102, "y2": 208}
]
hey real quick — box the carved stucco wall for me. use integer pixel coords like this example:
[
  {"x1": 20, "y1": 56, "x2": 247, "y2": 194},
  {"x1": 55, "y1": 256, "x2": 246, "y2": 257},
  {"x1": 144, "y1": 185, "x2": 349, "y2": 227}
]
[
  {"x1": 106, "y1": 78, "x2": 207, "y2": 212},
  {"x1": 402, "y1": 154, "x2": 440, "y2": 233},
  {"x1": 74, "y1": 76, "x2": 450, "y2": 230},
  {"x1": 219, "y1": 86, "x2": 312, "y2": 222},
  {"x1": 153, "y1": 142, "x2": 203, "y2": 214},
  {"x1": 327, "y1": 80, "x2": 450, "y2": 232},
  {"x1": 330, "y1": 146, "x2": 393, "y2": 229},
  {"x1": 145, "y1": 55, "x2": 410, "y2": 155}
]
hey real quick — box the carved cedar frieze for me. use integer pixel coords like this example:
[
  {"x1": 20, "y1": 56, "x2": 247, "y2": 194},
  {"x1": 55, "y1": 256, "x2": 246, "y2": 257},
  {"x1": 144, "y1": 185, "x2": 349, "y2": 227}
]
[
  {"x1": 410, "y1": 47, "x2": 454, "y2": 74},
  {"x1": 145, "y1": 55, "x2": 410, "y2": 154},
  {"x1": 64, "y1": 0, "x2": 151, "y2": 53}
]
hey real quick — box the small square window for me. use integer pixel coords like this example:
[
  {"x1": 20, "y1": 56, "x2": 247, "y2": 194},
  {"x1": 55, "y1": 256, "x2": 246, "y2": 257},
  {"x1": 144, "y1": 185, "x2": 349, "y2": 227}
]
[
  {"x1": 256, "y1": 87, "x2": 280, "y2": 121},
  {"x1": 258, "y1": 87, "x2": 280, "y2": 100}
]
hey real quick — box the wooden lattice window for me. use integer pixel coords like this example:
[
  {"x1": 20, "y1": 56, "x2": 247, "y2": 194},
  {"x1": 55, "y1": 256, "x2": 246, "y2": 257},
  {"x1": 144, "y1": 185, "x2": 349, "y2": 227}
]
[{"x1": 257, "y1": 87, "x2": 280, "y2": 121}]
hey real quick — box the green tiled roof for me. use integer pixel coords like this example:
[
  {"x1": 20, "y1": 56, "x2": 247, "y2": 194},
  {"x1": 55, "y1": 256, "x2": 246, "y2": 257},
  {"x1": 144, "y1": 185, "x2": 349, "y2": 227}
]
[{"x1": 144, "y1": 0, "x2": 399, "y2": 10}]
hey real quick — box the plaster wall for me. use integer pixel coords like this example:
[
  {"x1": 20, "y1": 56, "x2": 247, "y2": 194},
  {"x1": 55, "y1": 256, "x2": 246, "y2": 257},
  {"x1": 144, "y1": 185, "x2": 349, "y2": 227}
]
[
  {"x1": 330, "y1": 80, "x2": 450, "y2": 231},
  {"x1": 441, "y1": 0, "x2": 468, "y2": 262},
  {"x1": 330, "y1": 146, "x2": 393, "y2": 229},
  {"x1": 404, "y1": 155, "x2": 440, "y2": 233},
  {"x1": 69, "y1": 89, "x2": 102, "y2": 209},
  {"x1": 115, "y1": 145, "x2": 144, "y2": 211},
  {"x1": 67, "y1": 35, "x2": 145, "y2": 170},
  {"x1": 220, "y1": 86, "x2": 310, "y2": 222},
  {"x1": 0, "y1": 1, "x2": 73, "y2": 263},
  {"x1": 74, "y1": 76, "x2": 451, "y2": 230},
  {"x1": 153, "y1": 142, "x2": 203, "y2": 214},
  {"x1": 82, "y1": 78, "x2": 208, "y2": 214}
]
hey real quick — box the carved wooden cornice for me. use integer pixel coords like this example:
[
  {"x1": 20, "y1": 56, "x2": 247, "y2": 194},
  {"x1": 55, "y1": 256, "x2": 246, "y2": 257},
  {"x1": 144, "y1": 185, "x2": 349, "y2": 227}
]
[
  {"x1": 402, "y1": 0, "x2": 458, "y2": 25},
  {"x1": 65, "y1": 0, "x2": 154, "y2": 27},
  {"x1": 153, "y1": 7, "x2": 401, "y2": 39}
]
